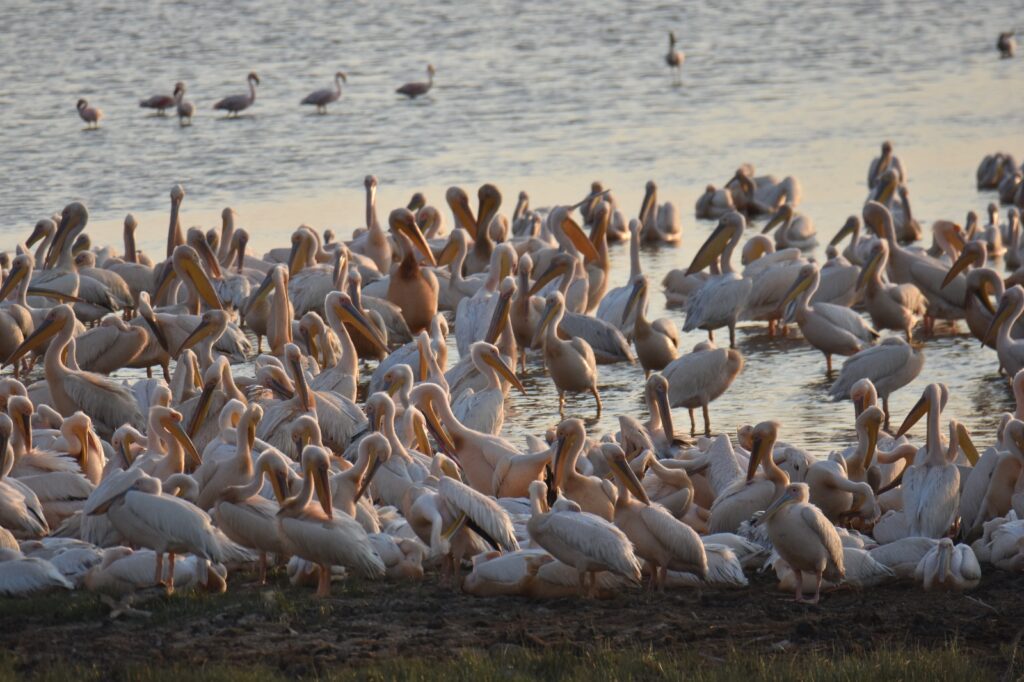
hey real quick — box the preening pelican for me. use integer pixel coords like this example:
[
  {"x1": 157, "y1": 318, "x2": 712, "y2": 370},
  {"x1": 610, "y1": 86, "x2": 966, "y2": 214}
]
[
  {"x1": 661, "y1": 342, "x2": 743, "y2": 436},
  {"x1": 76, "y1": 99, "x2": 102, "y2": 129},
  {"x1": 756, "y1": 482, "x2": 844, "y2": 603},
  {"x1": 527, "y1": 481, "x2": 641, "y2": 596},
  {"x1": 709, "y1": 421, "x2": 787, "y2": 533},
  {"x1": 0, "y1": 415, "x2": 49, "y2": 538},
  {"x1": 213, "y1": 72, "x2": 259, "y2": 117},
  {"x1": 551, "y1": 419, "x2": 616, "y2": 520},
  {"x1": 396, "y1": 64, "x2": 435, "y2": 99},
  {"x1": 532, "y1": 291, "x2": 602, "y2": 417},
  {"x1": 301, "y1": 71, "x2": 347, "y2": 114},
  {"x1": 683, "y1": 212, "x2": 752, "y2": 348}
]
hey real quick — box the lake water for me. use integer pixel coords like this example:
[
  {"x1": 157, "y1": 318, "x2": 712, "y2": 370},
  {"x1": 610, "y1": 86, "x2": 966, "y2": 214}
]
[{"x1": 1, "y1": 0, "x2": 1022, "y2": 453}]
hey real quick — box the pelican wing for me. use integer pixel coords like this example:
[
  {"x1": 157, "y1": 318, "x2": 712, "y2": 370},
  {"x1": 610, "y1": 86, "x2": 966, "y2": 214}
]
[
  {"x1": 439, "y1": 477, "x2": 519, "y2": 552},
  {"x1": 829, "y1": 339, "x2": 914, "y2": 401},
  {"x1": 813, "y1": 302, "x2": 878, "y2": 343},
  {"x1": 799, "y1": 505, "x2": 845, "y2": 576},
  {"x1": 684, "y1": 275, "x2": 751, "y2": 331},
  {"x1": 903, "y1": 465, "x2": 959, "y2": 538},
  {"x1": 697, "y1": 544, "x2": 749, "y2": 587},
  {"x1": 560, "y1": 314, "x2": 634, "y2": 363},
  {"x1": 533, "y1": 510, "x2": 640, "y2": 579},
  {"x1": 123, "y1": 492, "x2": 251, "y2": 563},
  {"x1": 639, "y1": 503, "x2": 707, "y2": 575},
  {"x1": 64, "y1": 373, "x2": 144, "y2": 431},
  {"x1": 0, "y1": 557, "x2": 72, "y2": 597},
  {"x1": 887, "y1": 283, "x2": 927, "y2": 315},
  {"x1": 74, "y1": 325, "x2": 143, "y2": 372},
  {"x1": 651, "y1": 318, "x2": 680, "y2": 349},
  {"x1": 18, "y1": 472, "x2": 94, "y2": 502},
  {"x1": 278, "y1": 514, "x2": 385, "y2": 578}
]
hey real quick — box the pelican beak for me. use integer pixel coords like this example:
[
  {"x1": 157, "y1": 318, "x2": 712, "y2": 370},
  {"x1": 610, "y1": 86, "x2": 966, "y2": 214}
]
[
  {"x1": 422, "y1": 399, "x2": 457, "y2": 456},
  {"x1": 119, "y1": 434, "x2": 135, "y2": 466},
  {"x1": 246, "y1": 419, "x2": 257, "y2": 452},
  {"x1": 956, "y1": 423, "x2": 979, "y2": 466},
  {"x1": 561, "y1": 215, "x2": 599, "y2": 263},
  {"x1": 186, "y1": 375, "x2": 220, "y2": 438},
  {"x1": 302, "y1": 327, "x2": 320, "y2": 366},
  {"x1": 483, "y1": 352, "x2": 526, "y2": 395},
  {"x1": 25, "y1": 222, "x2": 46, "y2": 248},
  {"x1": 828, "y1": 220, "x2": 855, "y2": 248},
  {"x1": 864, "y1": 419, "x2": 879, "y2": 469},
  {"x1": 244, "y1": 268, "x2": 276, "y2": 317},
  {"x1": 552, "y1": 434, "x2": 573, "y2": 490},
  {"x1": 418, "y1": 345, "x2": 429, "y2": 381},
  {"x1": 638, "y1": 182, "x2": 656, "y2": 226},
  {"x1": 293, "y1": 430, "x2": 308, "y2": 456},
  {"x1": 354, "y1": 450, "x2": 382, "y2": 502},
  {"x1": 609, "y1": 453, "x2": 650, "y2": 504},
  {"x1": 437, "y1": 238, "x2": 460, "y2": 266},
  {"x1": 393, "y1": 214, "x2": 436, "y2": 266},
  {"x1": 476, "y1": 185, "x2": 502, "y2": 240},
  {"x1": 856, "y1": 249, "x2": 883, "y2": 291},
  {"x1": 622, "y1": 278, "x2": 646, "y2": 325},
  {"x1": 287, "y1": 238, "x2": 303, "y2": 276},
  {"x1": 153, "y1": 262, "x2": 179, "y2": 303},
  {"x1": 757, "y1": 488, "x2": 795, "y2": 524},
  {"x1": 18, "y1": 411, "x2": 32, "y2": 453},
  {"x1": 0, "y1": 262, "x2": 27, "y2": 302},
  {"x1": 483, "y1": 286, "x2": 513, "y2": 345},
  {"x1": 182, "y1": 256, "x2": 223, "y2": 310},
  {"x1": 46, "y1": 210, "x2": 81, "y2": 268},
  {"x1": 193, "y1": 234, "x2": 222, "y2": 279},
  {"x1": 442, "y1": 512, "x2": 468, "y2": 540},
  {"x1": 877, "y1": 176, "x2": 896, "y2": 205},
  {"x1": 290, "y1": 353, "x2": 314, "y2": 412},
  {"x1": 451, "y1": 196, "x2": 478, "y2": 239},
  {"x1": 313, "y1": 460, "x2": 333, "y2": 519},
  {"x1": 163, "y1": 414, "x2": 202, "y2": 471},
  {"x1": 26, "y1": 289, "x2": 85, "y2": 304},
  {"x1": 895, "y1": 394, "x2": 929, "y2": 438},
  {"x1": 746, "y1": 436, "x2": 766, "y2": 481},
  {"x1": 942, "y1": 249, "x2": 973, "y2": 289},
  {"x1": 269, "y1": 373, "x2": 295, "y2": 400},
  {"x1": 528, "y1": 259, "x2": 569, "y2": 296},
  {"x1": 780, "y1": 271, "x2": 812, "y2": 309},
  {"x1": 385, "y1": 375, "x2": 403, "y2": 397},
  {"x1": 530, "y1": 298, "x2": 558, "y2": 348},
  {"x1": 140, "y1": 307, "x2": 170, "y2": 354},
  {"x1": 5, "y1": 314, "x2": 63, "y2": 367},
  {"x1": 762, "y1": 207, "x2": 785, "y2": 234},
  {"x1": 334, "y1": 298, "x2": 388, "y2": 357},
  {"x1": 177, "y1": 317, "x2": 215, "y2": 356},
  {"x1": 687, "y1": 221, "x2": 732, "y2": 275},
  {"x1": 948, "y1": 227, "x2": 966, "y2": 253},
  {"x1": 262, "y1": 461, "x2": 288, "y2": 504},
  {"x1": 654, "y1": 381, "x2": 675, "y2": 443},
  {"x1": 982, "y1": 295, "x2": 1014, "y2": 347},
  {"x1": 412, "y1": 415, "x2": 431, "y2": 456}
]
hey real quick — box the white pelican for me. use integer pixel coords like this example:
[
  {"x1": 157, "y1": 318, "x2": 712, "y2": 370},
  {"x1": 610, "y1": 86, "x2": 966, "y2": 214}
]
[
  {"x1": 276, "y1": 446, "x2": 385, "y2": 596},
  {"x1": 829, "y1": 337, "x2": 924, "y2": 429},
  {"x1": 682, "y1": 212, "x2": 752, "y2": 348},
  {"x1": 762, "y1": 204, "x2": 816, "y2": 250},
  {"x1": 76, "y1": 99, "x2": 102, "y2": 128},
  {"x1": 757, "y1": 482, "x2": 844, "y2": 603},
  {"x1": 858, "y1": 240, "x2": 927, "y2": 341},
  {"x1": 86, "y1": 469, "x2": 247, "y2": 592},
  {"x1": 915, "y1": 538, "x2": 981, "y2": 591},
  {"x1": 451, "y1": 341, "x2": 525, "y2": 436},
  {"x1": 605, "y1": 444, "x2": 707, "y2": 589},
  {"x1": 984, "y1": 286, "x2": 1024, "y2": 376},
  {"x1": 781, "y1": 263, "x2": 878, "y2": 373},
  {"x1": 638, "y1": 180, "x2": 682, "y2": 245},
  {"x1": 5, "y1": 305, "x2": 144, "y2": 437},
  {"x1": 0, "y1": 415, "x2": 49, "y2": 538},
  {"x1": 661, "y1": 341, "x2": 743, "y2": 436},
  {"x1": 396, "y1": 64, "x2": 435, "y2": 99},
  {"x1": 738, "y1": 235, "x2": 804, "y2": 335},
  {"x1": 455, "y1": 244, "x2": 515, "y2": 356},
  {"x1": 193, "y1": 403, "x2": 262, "y2": 510},
  {"x1": 622, "y1": 274, "x2": 679, "y2": 375},
  {"x1": 213, "y1": 72, "x2": 259, "y2": 117},
  {"x1": 596, "y1": 219, "x2": 643, "y2": 336},
  {"x1": 526, "y1": 480, "x2": 641, "y2": 596},
  {"x1": 867, "y1": 140, "x2": 907, "y2": 190},
  {"x1": 532, "y1": 291, "x2": 602, "y2": 417},
  {"x1": 301, "y1": 71, "x2": 347, "y2": 113},
  {"x1": 551, "y1": 419, "x2": 616, "y2": 520},
  {"x1": 386, "y1": 210, "x2": 439, "y2": 333},
  {"x1": 0, "y1": 549, "x2": 72, "y2": 597},
  {"x1": 316, "y1": 291, "x2": 389, "y2": 401},
  {"x1": 708, "y1": 421, "x2": 787, "y2": 533},
  {"x1": 83, "y1": 547, "x2": 224, "y2": 596},
  {"x1": 804, "y1": 454, "x2": 879, "y2": 525}
]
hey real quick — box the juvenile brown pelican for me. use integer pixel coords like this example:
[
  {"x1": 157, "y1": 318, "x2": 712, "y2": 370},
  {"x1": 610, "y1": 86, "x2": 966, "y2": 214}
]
[
  {"x1": 386, "y1": 210, "x2": 439, "y2": 333},
  {"x1": 396, "y1": 64, "x2": 435, "y2": 99},
  {"x1": 76, "y1": 99, "x2": 103, "y2": 129},
  {"x1": 139, "y1": 82, "x2": 182, "y2": 115},
  {"x1": 301, "y1": 71, "x2": 347, "y2": 114},
  {"x1": 213, "y1": 72, "x2": 259, "y2": 117}
]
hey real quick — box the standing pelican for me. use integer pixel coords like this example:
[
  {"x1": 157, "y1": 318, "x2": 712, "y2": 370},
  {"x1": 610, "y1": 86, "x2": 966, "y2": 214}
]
[
  {"x1": 661, "y1": 342, "x2": 743, "y2": 436},
  {"x1": 984, "y1": 286, "x2": 1024, "y2": 377},
  {"x1": 396, "y1": 64, "x2": 435, "y2": 99},
  {"x1": 858, "y1": 240, "x2": 927, "y2": 341},
  {"x1": 386, "y1": 209, "x2": 439, "y2": 334},
  {"x1": 213, "y1": 72, "x2": 259, "y2": 117},
  {"x1": 451, "y1": 342, "x2": 525, "y2": 436},
  {"x1": 76, "y1": 99, "x2": 102, "y2": 129},
  {"x1": 828, "y1": 337, "x2": 924, "y2": 429},
  {"x1": 683, "y1": 212, "x2": 752, "y2": 348},
  {"x1": 622, "y1": 274, "x2": 679, "y2": 375},
  {"x1": 301, "y1": 71, "x2": 347, "y2": 113},
  {"x1": 756, "y1": 483, "x2": 844, "y2": 603},
  {"x1": 762, "y1": 204, "x2": 817, "y2": 250},
  {"x1": 781, "y1": 263, "x2": 878, "y2": 373},
  {"x1": 533, "y1": 292, "x2": 601, "y2": 417},
  {"x1": 139, "y1": 82, "x2": 181, "y2": 115},
  {"x1": 551, "y1": 419, "x2": 616, "y2": 520}
]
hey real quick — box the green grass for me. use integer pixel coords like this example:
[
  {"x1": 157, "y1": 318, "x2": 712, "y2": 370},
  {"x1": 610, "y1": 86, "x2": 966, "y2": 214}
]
[{"x1": 0, "y1": 643, "x2": 995, "y2": 682}]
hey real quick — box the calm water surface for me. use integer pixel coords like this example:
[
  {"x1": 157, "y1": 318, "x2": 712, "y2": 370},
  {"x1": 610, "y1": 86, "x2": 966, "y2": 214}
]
[{"x1": 1, "y1": 0, "x2": 1022, "y2": 453}]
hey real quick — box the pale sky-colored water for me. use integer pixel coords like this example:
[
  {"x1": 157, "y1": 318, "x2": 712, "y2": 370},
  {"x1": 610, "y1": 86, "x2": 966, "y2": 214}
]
[{"x1": 1, "y1": 0, "x2": 1023, "y2": 453}]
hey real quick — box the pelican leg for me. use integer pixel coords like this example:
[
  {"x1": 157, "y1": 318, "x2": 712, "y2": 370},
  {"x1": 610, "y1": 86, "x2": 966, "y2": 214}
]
[
  {"x1": 577, "y1": 569, "x2": 588, "y2": 597},
  {"x1": 707, "y1": 329, "x2": 714, "y2": 343},
  {"x1": 702, "y1": 402, "x2": 711, "y2": 437},
  {"x1": 258, "y1": 551, "x2": 267, "y2": 585},
  {"x1": 882, "y1": 396, "x2": 890, "y2": 431},
  {"x1": 688, "y1": 409, "x2": 696, "y2": 436},
  {"x1": 590, "y1": 387, "x2": 602, "y2": 419},
  {"x1": 810, "y1": 572, "x2": 823, "y2": 604},
  {"x1": 316, "y1": 563, "x2": 331, "y2": 597},
  {"x1": 146, "y1": 366, "x2": 153, "y2": 379},
  {"x1": 558, "y1": 392, "x2": 565, "y2": 418},
  {"x1": 161, "y1": 362, "x2": 171, "y2": 383},
  {"x1": 793, "y1": 569, "x2": 805, "y2": 602},
  {"x1": 825, "y1": 354, "x2": 833, "y2": 374},
  {"x1": 768, "y1": 319, "x2": 776, "y2": 337},
  {"x1": 728, "y1": 324, "x2": 736, "y2": 349},
  {"x1": 154, "y1": 552, "x2": 163, "y2": 586}
]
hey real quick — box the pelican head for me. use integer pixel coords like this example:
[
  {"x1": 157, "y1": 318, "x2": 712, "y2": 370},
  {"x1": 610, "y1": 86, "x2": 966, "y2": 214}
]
[
  {"x1": 745, "y1": 420, "x2": 780, "y2": 481},
  {"x1": 622, "y1": 274, "x2": 648, "y2": 325},
  {"x1": 178, "y1": 309, "x2": 229, "y2": 356},
  {"x1": 471, "y1": 341, "x2": 525, "y2": 394},
  {"x1": 436, "y1": 228, "x2": 469, "y2": 267},
  {"x1": 942, "y1": 241, "x2": 986, "y2": 289},
  {"x1": 5, "y1": 304, "x2": 73, "y2": 367},
  {"x1": 828, "y1": 216, "x2": 860, "y2": 248},
  {"x1": 300, "y1": 445, "x2": 333, "y2": 519},
  {"x1": 762, "y1": 204, "x2": 794, "y2": 234},
  {"x1": 646, "y1": 372, "x2": 673, "y2": 435},
  {"x1": 241, "y1": 403, "x2": 263, "y2": 450},
  {"x1": 155, "y1": 245, "x2": 222, "y2": 310},
  {"x1": 25, "y1": 218, "x2": 55, "y2": 249},
  {"x1": 856, "y1": 240, "x2": 889, "y2": 290},
  {"x1": 639, "y1": 180, "x2": 658, "y2": 226},
  {"x1": 46, "y1": 202, "x2": 88, "y2": 268},
  {"x1": 477, "y1": 184, "x2": 502, "y2": 236},
  {"x1": 389, "y1": 208, "x2": 436, "y2": 265},
  {"x1": 355, "y1": 432, "x2": 391, "y2": 502},
  {"x1": 0, "y1": 254, "x2": 31, "y2": 302},
  {"x1": 531, "y1": 291, "x2": 566, "y2": 348},
  {"x1": 484, "y1": 276, "x2": 516, "y2": 344},
  {"x1": 983, "y1": 286, "x2": 1024, "y2": 348},
  {"x1": 291, "y1": 414, "x2": 321, "y2": 455},
  {"x1": 257, "y1": 450, "x2": 292, "y2": 504},
  {"x1": 186, "y1": 227, "x2": 223, "y2": 279},
  {"x1": 780, "y1": 263, "x2": 818, "y2": 309},
  {"x1": 326, "y1": 291, "x2": 389, "y2": 357},
  {"x1": 156, "y1": 406, "x2": 202, "y2": 471},
  {"x1": 426, "y1": 64, "x2": 436, "y2": 77},
  {"x1": 857, "y1": 406, "x2": 884, "y2": 469},
  {"x1": 186, "y1": 361, "x2": 224, "y2": 437},
  {"x1": 552, "y1": 418, "x2": 586, "y2": 489},
  {"x1": 551, "y1": 207, "x2": 599, "y2": 263},
  {"x1": 849, "y1": 378, "x2": 878, "y2": 416},
  {"x1": 757, "y1": 482, "x2": 810, "y2": 524},
  {"x1": 687, "y1": 212, "x2": 744, "y2": 275},
  {"x1": 603, "y1": 442, "x2": 651, "y2": 504},
  {"x1": 529, "y1": 253, "x2": 577, "y2": 295},
  {"x1": 895, "y1": 383, "x2": 946, "y2": 437}
]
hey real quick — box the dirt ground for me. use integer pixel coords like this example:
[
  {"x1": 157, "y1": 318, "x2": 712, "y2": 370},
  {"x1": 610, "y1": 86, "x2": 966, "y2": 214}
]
[{"x1": 3, "y1": 568, "x2": 1023, "y2": 678}]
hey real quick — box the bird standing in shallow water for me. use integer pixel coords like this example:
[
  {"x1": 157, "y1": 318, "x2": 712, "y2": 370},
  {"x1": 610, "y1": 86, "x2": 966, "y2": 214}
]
[
  {"x1": 76, "y1": 99, "x2": 102, "y2": 129},
  {"x1": 666, "y1": 32, "x2": 685, "y2": 83},
  {"x1": 396, "y1": 64, "x2": 435, "y2": 99}
]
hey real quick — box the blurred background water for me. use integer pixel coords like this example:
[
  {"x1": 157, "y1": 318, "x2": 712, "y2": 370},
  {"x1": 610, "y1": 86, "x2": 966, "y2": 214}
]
[{"x1": 1, "y1": 0, "x2": 1022, "y2": 452}]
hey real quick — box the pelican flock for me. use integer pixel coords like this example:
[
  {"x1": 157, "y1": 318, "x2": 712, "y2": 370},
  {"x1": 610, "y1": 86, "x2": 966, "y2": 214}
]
[{"x1": 0, "y1": 140, "x2": 1022, "y2": 616}]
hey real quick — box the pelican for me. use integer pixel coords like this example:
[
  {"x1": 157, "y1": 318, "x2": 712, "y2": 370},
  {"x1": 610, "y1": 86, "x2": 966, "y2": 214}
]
[
  {"x1": 5, "y1": 306, "x2": 144, "y2": 437},
  {"x1": 682, "y1": 212, "x2": 752, "y2": 348},
  {"x1": 984, "y1": 286, "x2": 1024, "y2": 376},
  {"x1": 605, "y1": 444, "x2": 706, "y2": 589},
  {"x1": 72, "y1": 315, "x2": 148, "y2": 374},
  {"x1": 193, "y1": 404, "x2": 263, "y2": 511},
  {"x1": 532, "y1": 291, "x2": 601, "y2": 417},
  {"x1": 737, "y1": 235, "x2": 804, "y2": 335},
  {"x1": 805, "y1": 451, "x2": 879, "y2": 525},
  {"x1": 139, "y1": 82, "x2": 181, "y2": 115},
  {"x1": 316, "y1": 292, "x2": 389, "y2": 401},
  {"x1": 213, "y1": 72, "x2": 259, "y2": 117},
  {"x1": 756, "y1": 482, "x2": 844, "y2": 603},
  {"x1": 0, "y1": 549, "x2": 72, "y2": 597},
  {"x1": 858, "y1": 240, "x2": 926, "y2": 341},
  {"x1": 174, "y1": 82, "x2": 194, "y2": 126},
  {"x1": 867, "y1": 140, "x2": 907, "y2": 190},
  {"x1": 916, "y1": 538, "x2": 981, "y2": 591},
  {"x1": 76, "y1": 99, "x2": 102, "y2": 129},
  {"x1": 455, "y1": 245, "x2": 515, "y2": 356},
  {"x1": 597, "y1": 218, "x2": 643, "y2": 336},
  {"x1": 451, "y1": 342, "x2": 525, "y2": 436},
  {"x1": 661, "y1": 341, "x2": 743, "y2": 436},
  {"x1": 526, "y1": 480, "x2": 641, "y2": 596},
  {"x1": 0, "y1": 415, "x2": 49, "y2": 538},
  {"x1": 301, "y1": 71, "x2": 347, "y2": 113},
  {"x1": 551, "y1": 419, "x2": 616, "y2": 520},
  {"x1": 782, "y1": 263, "x2": 878, "y2": 373},
  {"x1": 828, "y1": 215, "x2": 877, "y2": 266},
  {"x1": 665, "y1": 31, "x2": 685, "y2": 76},
  {"x1": 708, "y1": 421, "x2": 787, "y2": 533},
  {"x1": 130, "y1": 406, "x2": 202, "y2": 482},
  {"x1": 828, "y1": 337, "x2": 923, "y2": 429},
  {"x1": 637, "y1": 181, "x2": 682, "y2": 245},
  {"x1": 622, "y1": 274, "x2": 679, "y2": 375},
  {"x1": 386, "y1": 209, "x2": 439, "y2": 333},
  {"x1": 396, "y1": 64, "x2": 435, "y2": 99},
  {"x1": 277, "y1": 446, "x2": 385, "y2": 597},
  {"x1": 762, "y1": 204, "x2": 817, "y2": 250}
]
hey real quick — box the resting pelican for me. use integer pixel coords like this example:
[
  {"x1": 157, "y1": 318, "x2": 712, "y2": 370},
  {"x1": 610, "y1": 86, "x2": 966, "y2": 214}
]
[
  {"x1": 666, "y1": 31, "x2": 685, "y2": 76},
  {"x1": 858, "y1": 240, "x2": 926, "y2": 341},
  {"x1": 174, "y1": 82, "x2": 194, "y2": 126},
  {"x1": 828, "y1": 337, "x2": 923, "y2": 429},
  {"x1": 805, "y1": 451, "x2": 879, "y2": 525},
  {"x1": 605, "y1": 444, "x2": 706, "y2": 589},
  {"x1": 551, "y1": 419, "x2": 616, "y2": 520},
  {"x1": 456, "y1": 245, "x2": 515, "y2": 356},
  {"x1": 662, "y1": 341, "x2": 743, "y2": 436},
  {"x1": 762, "y1": 204, "x2": 816, "y2": 250},
  {"x1": 757, "y1": 482, "x2": 844, "y2": 603},
  {"x1": 396, "y1": 64, "x2": 435, "y2": 98},
  {"x1": 899, "y1": 385, "x2": 966, "y2": 538},
  {"x1": 6, "y1": 306, "x2": 143, "y2": 437},
  {"x1": 139, "y1": 82, "x2": 181, "y2": 115},
  {"x1": 387, "y1": 209, "x2": 439, "y2": 333},
  {"x1": 0, "y1": 416, "x2": 49, "y2": 538},
  {"x1": 316, "y1": 292, "x2": 389, "y2": 400},
  {"x1": 916, "y1": 538, "x2": 981, "y2": 591},
  {"x1": 526, "y1": 481, "x2": 641, "y2": 596},
  {"x1": 782, "y1": 263, "x2": 878, "y2": 373},
  {"x1": 76, "y1": 99, "x2": 102, "y2": 129},
  {"x1": 533, "y1": 291, "x2": 601, "y2": 417},
  {"x1": 301, "y1": 71, "x2": 347, "y2": 113},
  {"x1": 708, "y1": 421, "x2": 787, "y2": 533},
  {"x1": 638, "y1": 181, "x2": 682, "y2": 245},
  {"x1": 867, "y1": 140, "x2": 907, "y2": 190},
  {"x1": 683, "y1": 212, "x2": 752, "y2": 348},
  {"x1": 277, "y1": 446, "x2": 385, "y2": 596},
  {"x1": 451, "y1": 342, "x2": 525, "y2": 436},
  {"x1": 623, "y1": 274, "x2": 679, "y2": 375},
  {"x1": 192, "y1": 403, "x2": 262, "y2": 511},
  {"x1": 213, "y1": 72, "x2": 259, "y2": 117},
  {"x1": 984, "y1": 286, "x2": 1024, "y2": 376}
]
